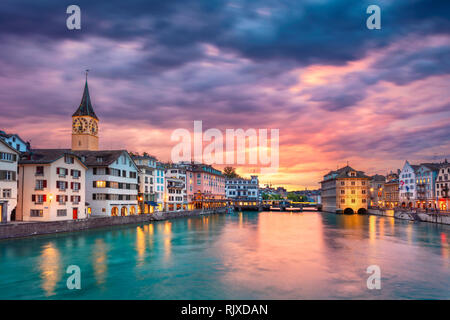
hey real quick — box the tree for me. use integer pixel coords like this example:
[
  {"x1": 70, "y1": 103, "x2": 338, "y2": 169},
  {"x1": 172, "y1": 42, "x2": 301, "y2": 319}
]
[{"x1": 223, "y1": 166, "x2": 240, "y2": 179}]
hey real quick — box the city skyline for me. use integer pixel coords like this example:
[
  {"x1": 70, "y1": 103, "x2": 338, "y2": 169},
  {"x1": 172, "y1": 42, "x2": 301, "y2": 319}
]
[{"x1": 1, "y1": 1, "x2": 449, "y2": 190}]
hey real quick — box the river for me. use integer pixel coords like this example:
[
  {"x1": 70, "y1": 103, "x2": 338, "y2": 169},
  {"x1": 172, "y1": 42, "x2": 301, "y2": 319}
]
[{"x1": 0, "y1": 211, "x2": 448, "y2": 299}]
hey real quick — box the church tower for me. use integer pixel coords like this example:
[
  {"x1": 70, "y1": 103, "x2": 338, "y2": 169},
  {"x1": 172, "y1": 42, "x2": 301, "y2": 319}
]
[{"x1": 71, "y1": 72, "x2": 99, "y2": 151}]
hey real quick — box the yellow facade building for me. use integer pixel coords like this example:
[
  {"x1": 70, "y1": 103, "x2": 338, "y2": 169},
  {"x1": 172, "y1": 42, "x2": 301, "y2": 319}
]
[{"x1": 320, "y1": 165, "x2": 369, "y2": 214}]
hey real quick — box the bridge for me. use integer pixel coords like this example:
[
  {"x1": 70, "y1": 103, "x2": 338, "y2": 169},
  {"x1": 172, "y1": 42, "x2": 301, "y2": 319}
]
[{"x1": 230, "y1": 199, "x2": 322, "y2": 212}]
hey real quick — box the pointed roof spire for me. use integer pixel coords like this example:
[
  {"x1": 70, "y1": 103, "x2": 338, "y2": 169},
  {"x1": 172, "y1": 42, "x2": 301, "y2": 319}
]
[{"x1": 72, "y1": 70, "x2": 99, "y2": 120}]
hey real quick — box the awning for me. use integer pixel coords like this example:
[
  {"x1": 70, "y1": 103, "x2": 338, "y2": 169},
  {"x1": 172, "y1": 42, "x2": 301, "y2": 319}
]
[{"x1": 145, "y1": 201, "x2": 158, "y2": 206}]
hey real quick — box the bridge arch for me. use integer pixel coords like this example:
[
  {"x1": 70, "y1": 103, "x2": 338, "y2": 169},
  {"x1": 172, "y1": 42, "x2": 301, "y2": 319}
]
[
  {"x1": 357, "y1": 208, "x2": 367, "y2": 214},
  {"x1": 343, "y1": 208, "x2": 354, "y2": 215}
]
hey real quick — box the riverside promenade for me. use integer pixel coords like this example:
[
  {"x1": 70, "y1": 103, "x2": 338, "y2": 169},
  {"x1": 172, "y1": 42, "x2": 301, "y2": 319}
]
[
  {"x1": 368, "y1": 207, "x2": 450, "y2": 225},
  {"x1": 0, "y1": 207, "x2": 230, "y2": 240}
]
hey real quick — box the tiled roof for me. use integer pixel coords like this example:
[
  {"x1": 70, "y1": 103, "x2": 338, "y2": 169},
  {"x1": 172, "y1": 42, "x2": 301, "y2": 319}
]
[
  {"x1": 19, "y1": 149, "x2": 84, "y2": 165},
  {"x1": 322, "y1": 165, "x2": 369, "y2": 181},
  {"x1": 72, "y1": 150, "x2": 126, "y2": 166},
  {"x1": 370, "y1": 174, "x2": 386, "y2": 181}
]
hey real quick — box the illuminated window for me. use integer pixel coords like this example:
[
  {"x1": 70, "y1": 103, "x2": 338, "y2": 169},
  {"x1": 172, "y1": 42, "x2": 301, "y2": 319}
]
[{"x1": 96, "y1": 181, "x2": 106, "y2": 188}]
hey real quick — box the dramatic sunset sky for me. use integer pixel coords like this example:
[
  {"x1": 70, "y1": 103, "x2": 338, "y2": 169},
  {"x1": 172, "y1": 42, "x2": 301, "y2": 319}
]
[{"x1": 1, "y1": 0, "x2": 449, "y2": 190}]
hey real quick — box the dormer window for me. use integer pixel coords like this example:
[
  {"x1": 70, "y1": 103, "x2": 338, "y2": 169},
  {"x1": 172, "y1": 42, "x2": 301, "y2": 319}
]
[
  {"x1": 350, "y1": 171, "x2": 356, "y2": 177},
  {"x1": 96, "y1": 157, "x2": 103, "y2": 163}
]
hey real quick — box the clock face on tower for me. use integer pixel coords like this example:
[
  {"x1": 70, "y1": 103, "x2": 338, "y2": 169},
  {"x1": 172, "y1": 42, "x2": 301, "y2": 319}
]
[
  {"x1": 89, "y1": 119, "x2": 98, "y2": 135},
  {"x1": 72, "y1": 117, "x2": 89, "y2": 134}
]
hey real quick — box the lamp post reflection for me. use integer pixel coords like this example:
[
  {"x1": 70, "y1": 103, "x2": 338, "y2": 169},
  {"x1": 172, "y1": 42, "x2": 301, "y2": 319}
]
[{"x1": 39, "y1": 243, "x2": 61, "y2": 296}]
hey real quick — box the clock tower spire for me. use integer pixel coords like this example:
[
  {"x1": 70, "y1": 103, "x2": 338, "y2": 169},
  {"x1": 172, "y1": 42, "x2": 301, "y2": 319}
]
[{"x1": 71, "y1": 71, "x2": 99, "y2": 151}]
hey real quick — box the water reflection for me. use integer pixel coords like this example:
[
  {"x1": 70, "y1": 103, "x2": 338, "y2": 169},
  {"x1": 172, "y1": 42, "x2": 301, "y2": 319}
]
[
  {"x1": 136, "y1": 226, "x2": 146, "y2": 265},
  {"x1": 39, "y1": 243, "x2": 61, "y2": 296},
  {"x1": 163, "y1": 221, "x2": 172, "y2": 261},
  {"x1": 93, "y1": 238, "x2": 107, "y2": 286},
  {"x1": 0, "y1": 211, "x2": 449, "y2": 299}
]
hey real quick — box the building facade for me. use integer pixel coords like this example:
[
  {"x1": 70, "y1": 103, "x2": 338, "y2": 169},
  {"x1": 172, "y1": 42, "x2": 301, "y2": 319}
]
[
  {"x1": 226, "y1": 175, "x2": 259, "y2": 200},
  {"x1": 133, "y1": 153, "x2": 157, "y2": 214},
  {"x1": 369, "y1": 174, "x2": 385, "y2": 207},
  {"x1": 0, "y1": 131, "x2": 30, "y2": 153},
  {"x1": 165, "y1": 165, "x2": 187, "y2": 211},
  {"x1": 154, "y1": 162, "x2": 165, "y2": 211},
  {"x1": 399, "y1": 161, "x2": 419, "y2": 208},
  {"x1": 384, "y1": 172, "x2": 399, "y2": 208},
  {"x1": 320, "y1": 166, "x2": 369, "y2": 214},
  {"x1": 0, "y1": 139, "x2": 19, "y2": 222},
  {"x1": 17, "y1": 150, "x2": 87, "y2": 221},
  {"x1": 415, "y1": 163, "x2": 440, "y2": 209},
  {"x1": 177, "y1": 162, "x2": 226, "y2": 208},
  {"x1": 436, "y1": 162, "x2": 449, "y2": 211},
  {"x1": 73, "y1": 150, "x2": 138, "y2": 216}
]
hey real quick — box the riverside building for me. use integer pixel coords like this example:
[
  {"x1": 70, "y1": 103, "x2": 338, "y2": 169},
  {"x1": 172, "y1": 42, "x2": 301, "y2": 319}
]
[
  {"x1": 226, "y1": 175, "x2": 259, "y2": 200},
  {"x1": 133, "y1": 153, "x2": 157, "y2": 214},
  {"x1": 0, "y1": 139, "x2": 19, "y2": 222},
  {"x1": 320, "y1": 165, "x2": 369, "y2": 214},
  {"x1": 17, "y1": 149, "x2": 87, "y2": 221}
]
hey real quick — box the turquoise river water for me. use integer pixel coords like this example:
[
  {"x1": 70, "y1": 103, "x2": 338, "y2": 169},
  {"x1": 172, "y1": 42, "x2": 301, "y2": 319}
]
[{"x1": 0, "y1": 211, "x2": 449, "y2": 299}]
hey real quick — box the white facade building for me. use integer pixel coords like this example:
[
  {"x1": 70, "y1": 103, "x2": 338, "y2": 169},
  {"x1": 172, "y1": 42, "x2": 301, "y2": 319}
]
[
  {"x1": 133, "y1": 154, "x2": 157, "y2": 214},
  {"x1": 436, "y1": 162, "x2": 450, "y2": 210},
  {"x1": 154, "y1": 162, "x2": 165, "y2": 211},
  {"x1": 74, "y1": 150, "x2": 139, "y2": 216},
  {"x1": 0, "y1": 139, "x2": 19, "y2": 222},
  {"x1": 399, "y1": 161, "x2": 419, "y2": 208},
  {"x1": 165, "y1": 166, "x2": 187, "y2": 211},
  {"x1": 226, "y1": 175, "x2": 260, "y2": 200},
  {"x1": 0, "y1": 131, "x2": 29, "y2": 153},
  {"x1": 17, "y1": 149, "x2": 87, "y2": 221}
]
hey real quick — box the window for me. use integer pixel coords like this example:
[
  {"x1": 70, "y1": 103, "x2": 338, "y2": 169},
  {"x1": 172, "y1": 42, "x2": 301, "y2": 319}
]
[
  {"x1": 57, "y1": 167, "x2": 67, "y2": 177},
  {"x1": 30, "y1": 209, "x2": 43, "y2": 217},
  {"x1": 57, "y1": 209, "x2": 67, "y2": 217},
  {"x1": 56, "y1": 195, "x2": 67, "y2": 204},
  {"x1": 0, "y1": 170, "x2": 15, "y2": 181},
  {"x1": 64, "y1": 156, "x2": 74, "y2": 164},
  {"x1": 96, "y1": 157, "x2": 103, "y2": 163},
  {"x1": 340, "y1": 190, "x2": 345, "y2": 194},
  {"x1": 340, "y1": 181, "x2": 345, "y2": 186},
  {"x1": 35, "y1": 180, "x2": 47, "y2": 190},
  {"x1": 57, "y1": 181, "x2": 67, "y2": 190},
  {"x1": 32, "y1": 194, "x2": 46, "y2": 203},
  {"x1": 341, "y1": 199, "x2": 345, "y2": 203},
  {"x1": 96, "y1": 181, "x2": 106, "y2": 188},
  {"x1": 351, "y1": 199, "x2": 356, "y2": 203},
  {"x1": 36, "y1": 166, "x2": 44, "y2": 175},
  {"x1": 71, "y1": 169, "x2": 80, "y2": 178},
  {"x1": 362, "y1": 199, "x2": 367, "y2": 203},
  {"x1": 72, "y1": 182, "x2": 80, "y2": 191},
  {"x1": 0, "y1": 152, "x2": 16, "y2": 162},
  {"x1": 2, "y1": 189, "x2": 11, "y2": 198}
]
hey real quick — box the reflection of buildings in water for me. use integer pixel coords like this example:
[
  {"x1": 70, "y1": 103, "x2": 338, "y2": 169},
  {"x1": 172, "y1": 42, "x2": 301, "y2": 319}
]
[
  {"x1": 93, "y1": 238, "x2": 107, "y2": 286},
  {"x1": 164, "y1": 221, "x2": 172, "y2": 261},
  {"x1": 216, "y1": 212, "x2": 327, "y2": 298},
  {"x1": 441, "y1": 233, "x2": 449, "y2": 264},
  {"x1": 39, "y1": 243, "x2": 61, "y2": 296},
  {"x1": 136, "y1": 226, "x2": 146, "y2": 264}
]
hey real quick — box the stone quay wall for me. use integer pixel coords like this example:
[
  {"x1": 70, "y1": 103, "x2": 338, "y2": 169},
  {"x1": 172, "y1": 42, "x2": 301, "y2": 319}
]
[
  {"x1": 0, "y1": 208, "x2": 229, "y2": 240},
  {"x1": 368, "y1": 208, "x2": 450, "y2": 225}
]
